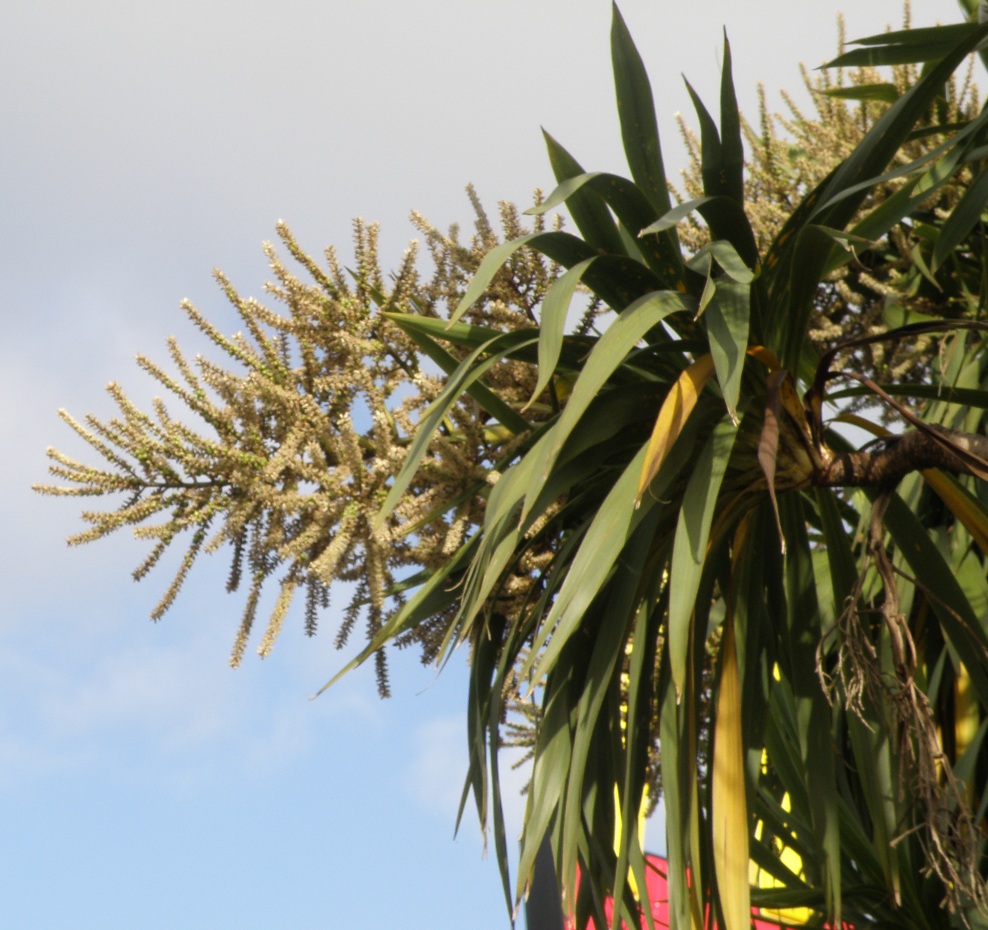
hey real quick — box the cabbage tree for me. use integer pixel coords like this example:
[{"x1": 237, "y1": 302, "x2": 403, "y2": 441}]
[{"x1": 38, "y1": 5, "x2": 988, "y2": 929}]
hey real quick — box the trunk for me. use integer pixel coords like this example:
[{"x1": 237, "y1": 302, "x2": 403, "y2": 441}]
[{"x1": 814, "y1": 424, "x2": 988, "y2": 488}]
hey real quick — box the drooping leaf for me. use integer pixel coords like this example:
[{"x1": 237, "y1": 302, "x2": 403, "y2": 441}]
[
  {"x1": 527, "y1": 443, "x2": 657, "y2": 685},
  {"x1": 374, "y1": 330, "x2": 537, "y2": 528},
  {"x1": 711, "y1": 616, "x2": 750, "y2": 930},
  {"x1": 880, "y1": 490, "x2": 988, "y2": 707},
  {"x1": 529, "y1": 289, "x2": 690, "y2": 520},
  {"x1": 686, "y1": 240, "x2": 755, "y2": 284},
  {"x1": 639, "y1": 196, "x2": 718, "y2": 236},
  {"x1": 396, "y1": 319, "x2": 531, "y2": 434},
  {"x1": 780, "y1": 497, "x2": 843, "y2": 927},
  {"x1": 451, "y1": 230, "x2": 599, "y2": 324},
  {"x1": 668, "y1": 415, "x2": 740, "y2": 696}
]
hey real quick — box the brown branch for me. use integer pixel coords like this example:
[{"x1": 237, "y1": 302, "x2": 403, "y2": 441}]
[{"x1": 814, "y1": 425, "x2": 988, "y2": 488}]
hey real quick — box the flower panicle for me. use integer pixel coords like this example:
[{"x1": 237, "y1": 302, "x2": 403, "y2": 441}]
[{"x1": 38, "y1": 191, "x2": 561, "y2": 695}]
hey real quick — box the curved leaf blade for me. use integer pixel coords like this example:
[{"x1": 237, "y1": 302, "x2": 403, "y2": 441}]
[{"x1": 525, "y1": 257, "x2": 597, "y2": 409}]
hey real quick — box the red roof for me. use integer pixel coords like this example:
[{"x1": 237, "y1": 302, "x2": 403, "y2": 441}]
[{"x1": 571, "y1": 854, "x2": 846, "y2": 930}]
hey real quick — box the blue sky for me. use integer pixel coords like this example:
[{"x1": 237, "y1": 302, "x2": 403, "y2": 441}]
[{"x1": 1, "y1": 1, "x2": 954, "y2": 927}]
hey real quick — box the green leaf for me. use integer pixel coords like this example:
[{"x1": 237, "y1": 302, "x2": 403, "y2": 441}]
[
  {"x1": 933, "y1": 159, "x2": 988, "y2": 270},
  {"x1": 311, "y1": 535, "x2": 478, "y2": 697},
  {"x1": 668, "y1": 415, "x2": 740, "y2": 696},
  {"x1": 451, "y1": 230, "x2": 600, "y2": 324},
  {"x1": 526, "y1": 257, "x2": 596, "y2": 409},
  {"x1": 526, "y1": 289, "x2": 690, "y2": 521},
  {"x1": 518, "y1": 661, "x2": 576, "y2": 904},
  {"x1": 826, "y1": 381, "x2": 988, "y2": 409},
  {"x1": 373, "y1": 330, "x2": 536, "y2": 529},
  {"x1": 556, "y1": 508, "x2": 661, "y2": 924},
  {"x1": 639, "y1": 196, "x2": 718, "y2": 236},
  {"x1": 880, "y1": 492, "x2": 988, "y2": 707},
  {"x1": 777, "y1": 223, "x2": 847, "y2": 374},
  {"x1": 718, "y1": 32, "x2": 744, "y2": 207},
  {"x1": 825, "y1": 23, "x2": 984, "y2": 67},
  {"x1": 684, "y1": 77, "x2": 724, "y2": 200},
  {"x1": 642, "y1": 197, "x2": 759, "y2": 272},
  {"x1": 768, "y1": 25, "x2": 988, "y2": 365},
  {"x1": 686, "y1": 240, "x2": 755, "y2": 284},
  {"x1": 610, "y1": 2, "x2": 674, "y2": 218},
  {"x1": 526, "y1": 443, "x2": 654, "y2": 684},
  {"x1": 816, "y1": 24, "x2": 988, "y2": 232},
  {"x1": 450, "y1": 232, "x2": 543, "y2": 325},
  {"x1": 704, "y1": 280, "x2": 749, "y2": 423},
  {"x1": 658, "y1": 657, "x2": 699, "y2": 930},
  {"x1": 542, "y1": 130, "x2": 626, "y2": 257},
  {"x1": 529, "y1": 170, "x2": 678, "y2": 283},
  {"x1": 780, "y1": 498, "x2": 842, "y2": 925},
  {"x1": 395, "y1": 320, "x2": 531, "y2": 434}
]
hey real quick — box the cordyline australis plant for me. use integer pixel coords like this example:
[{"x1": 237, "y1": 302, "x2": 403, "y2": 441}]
[{"x1": 37, "y1": 4, "x2": 988, "y2": 930}]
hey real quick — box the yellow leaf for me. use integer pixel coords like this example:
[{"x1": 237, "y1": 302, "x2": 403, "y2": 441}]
[
  {"x1": 922, "y1": 469, "x2": 988, "y2": 558},
  {"x1": 636, "y1": 354, "x2": 716, "y2": 506},
  {"x1": 712, "y1": 617, "x2": 750, "y2": 930}
]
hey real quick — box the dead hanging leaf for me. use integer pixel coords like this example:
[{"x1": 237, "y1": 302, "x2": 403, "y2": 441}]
[
  {"x1": 636, "y1": 354, "x2": 716, "y2": 506},
  {"x1": 757, "y1": 369, "x2": 821, "y2": 553}
]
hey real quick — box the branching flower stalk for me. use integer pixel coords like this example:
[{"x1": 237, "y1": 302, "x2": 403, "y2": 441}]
[{"x1": 35, "y1": 190, "x2": 570, "y2": 696}]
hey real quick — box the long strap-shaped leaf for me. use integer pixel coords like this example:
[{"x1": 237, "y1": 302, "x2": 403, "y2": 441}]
[
  {"x1": 524, "y1": 256, "x2": 596, "y2": 409},
  {"x1": 711, "y1": 615, "x2": 750, "y2": 930},
  {"x1": 668, "y1": 414, "x2": 740, "y2": 696},
  {"x1": 528, "y1": 170, "x2": 677, "y2": 283},
  {"x1": 781, "y1": 496, "x2": 842, "y2": 926},
  {"x1": 523, "y1": 289, "x2": 690, "y2": 522},
  {"x1": 610, "y1": 4, "x2": 678, "y2": 239}
]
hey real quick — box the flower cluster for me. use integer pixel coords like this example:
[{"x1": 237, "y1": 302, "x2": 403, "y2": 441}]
[
  {"x1": 675, "y1": 8, "x2": 982, "y2": 393},
  {"x1": 35, "y1": 190, "x2": 566, "y2": 695}
]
